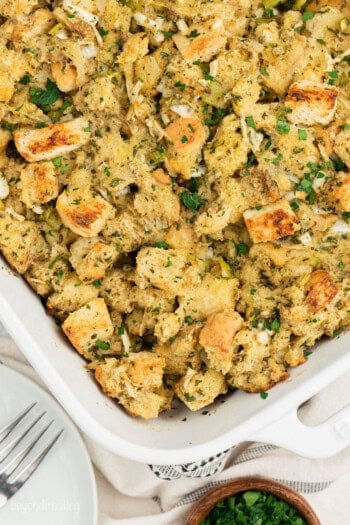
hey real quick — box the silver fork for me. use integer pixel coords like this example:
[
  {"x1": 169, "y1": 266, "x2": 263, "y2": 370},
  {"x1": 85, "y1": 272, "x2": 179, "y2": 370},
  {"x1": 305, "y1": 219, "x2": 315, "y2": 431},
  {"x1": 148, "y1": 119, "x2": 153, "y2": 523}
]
[{"x1": 0, "y1": 403, "x2": 63, "y2": 509}]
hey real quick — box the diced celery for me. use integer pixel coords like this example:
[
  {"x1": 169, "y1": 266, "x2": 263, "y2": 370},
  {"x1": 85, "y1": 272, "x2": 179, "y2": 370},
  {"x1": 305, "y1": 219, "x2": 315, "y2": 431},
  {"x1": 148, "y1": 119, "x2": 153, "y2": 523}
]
[{"x1": 201, "y1": 81, "x2": 226, "y2": 108}]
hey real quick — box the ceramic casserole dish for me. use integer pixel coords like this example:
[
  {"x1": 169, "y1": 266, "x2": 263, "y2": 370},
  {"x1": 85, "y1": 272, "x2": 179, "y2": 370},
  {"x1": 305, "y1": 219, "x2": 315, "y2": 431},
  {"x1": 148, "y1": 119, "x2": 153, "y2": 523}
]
[{"x1": 1, "y1": 255, "x2": 350, "y2": 465}]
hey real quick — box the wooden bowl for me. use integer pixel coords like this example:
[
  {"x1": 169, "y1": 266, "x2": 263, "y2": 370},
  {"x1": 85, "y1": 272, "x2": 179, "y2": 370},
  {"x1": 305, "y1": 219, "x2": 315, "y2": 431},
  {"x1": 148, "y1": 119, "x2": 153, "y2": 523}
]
[{"x1": 185, "y1": 476, "x2": 321, "y2": 525}]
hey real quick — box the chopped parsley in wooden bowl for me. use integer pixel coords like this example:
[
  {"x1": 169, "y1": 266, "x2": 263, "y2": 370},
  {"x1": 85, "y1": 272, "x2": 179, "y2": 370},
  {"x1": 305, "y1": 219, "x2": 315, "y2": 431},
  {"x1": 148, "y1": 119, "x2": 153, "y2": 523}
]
[{"x1": 185, "y1": 477, "x2": 320, "y2": 525}]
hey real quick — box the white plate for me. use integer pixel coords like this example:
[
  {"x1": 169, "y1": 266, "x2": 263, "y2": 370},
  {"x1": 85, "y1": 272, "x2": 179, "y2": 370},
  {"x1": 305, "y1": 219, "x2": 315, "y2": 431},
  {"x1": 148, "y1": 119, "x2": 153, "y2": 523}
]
[{"x1": 0, "y1": 364, "x2": 97, "y2": 525}]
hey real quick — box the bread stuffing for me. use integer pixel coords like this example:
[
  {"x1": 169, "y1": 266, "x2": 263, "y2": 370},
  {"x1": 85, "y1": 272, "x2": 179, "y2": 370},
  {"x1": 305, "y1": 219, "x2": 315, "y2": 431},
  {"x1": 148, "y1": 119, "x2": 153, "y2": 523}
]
[{"x1": 1, "y1": 0, "x2": 350, "y2": 419}]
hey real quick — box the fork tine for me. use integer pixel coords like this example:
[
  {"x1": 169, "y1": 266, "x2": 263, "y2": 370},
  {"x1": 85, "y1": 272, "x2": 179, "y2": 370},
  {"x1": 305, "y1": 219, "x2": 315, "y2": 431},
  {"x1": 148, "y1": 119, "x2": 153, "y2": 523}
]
[
  {"x1": 0, "y1": 411, "x2": 46, "y2": 463},
  {"x1": 9, "y1": 429, "x2": 64, "y2": 487},
  {"x1": 0, "y1": 420, "x2": 53, "y2": 478},
  {"x1": 0, "y1": 403, "x2": 37, "y2": 443}
]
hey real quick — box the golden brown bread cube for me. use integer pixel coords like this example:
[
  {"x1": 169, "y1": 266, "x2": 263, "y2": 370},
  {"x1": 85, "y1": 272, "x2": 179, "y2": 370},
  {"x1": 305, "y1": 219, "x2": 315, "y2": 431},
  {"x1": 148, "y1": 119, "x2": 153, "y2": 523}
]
[
  {"x1": 175, "y1": 367, "x2": 227, "y2": 411},
  {"x1": 204, "y1": 115, "x2": 249, "y2": 178},
  {"x1": 69, "y1": 238, "x2": 118, "y2": 283},
  {"x1": 56, "y1": 191, "x2": 114, "y2": 238},
  {"x1": 136, "y1": 247, "x2": 202, "y2": 296},
  {"x1": 12, "y1": 9, "x2": 55, "y2": 44},
  {"x1": 14, "y1": 118, "x2": 90, "y2": 162},
  {"x1": 173, "y1": 22, "x2": 226, "y2": 63},
  {"x1": 154, "y1": 325, "x2": 202, "y2": 375},
  {"x1": 334, "y1": 129, "x2": 350, "y2": 170},
  {"x1": 326, "y1": 173, "x2": 350, "y2": 212},
  {"x1": 0, "y1": 216, "x2": 43, "y2": 274},
  {"x1": 0, "y1": 0, "x2": 39, "y2": 17},
  {"x1": 178, "y1": 274, "x2": 239, "y2": 322},
  {"x1": 62, "y1": 298, "x2": 114, "y2": 360},
  {"x1": 307, "y1": 0, "x2": 350, "y2": 14},
  {"x1": 51, "y1": 62, "x2": 78, "y2": 93},
  {"x1": 0, "y1": 48, "x2": 27, "y2": 102},
  {"x1": 285, "y1": 81, "x2": 338, "y2": 126},
  {"x1": 21, "y1": 162, "x2": 59, "y2": 209},
  {"x1": 46, "y1": 274, "x2": 99, "y2": 319},
  {"x1": 243, "y1": 199, "x2": 300, "y2": 244},
  {"x1": 94, "y1": 354, "x2": 172, "y2": 419},
  {"x1": 305, "y1": 270, "x2": 338, "y2": 313},
  {"x1": 165, "y1": 117, "x2": 208, "y2": 179},
  {"x1": 199, "y1": 309, "x2": 243, "y2": 374}
]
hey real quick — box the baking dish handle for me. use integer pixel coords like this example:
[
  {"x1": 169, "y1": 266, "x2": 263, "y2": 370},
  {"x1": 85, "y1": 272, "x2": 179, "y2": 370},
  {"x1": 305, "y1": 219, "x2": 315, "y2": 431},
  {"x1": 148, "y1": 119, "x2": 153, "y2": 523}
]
[{"x1": 251, "y1": 404, "x2": 350, "y2": 458}]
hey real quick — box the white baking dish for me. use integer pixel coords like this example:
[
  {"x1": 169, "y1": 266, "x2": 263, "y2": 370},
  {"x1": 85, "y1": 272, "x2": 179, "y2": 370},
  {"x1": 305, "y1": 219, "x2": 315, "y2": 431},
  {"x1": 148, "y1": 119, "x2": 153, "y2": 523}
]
[{"x1": 1, "y1": 255, "x2": 350, "y2": 465}]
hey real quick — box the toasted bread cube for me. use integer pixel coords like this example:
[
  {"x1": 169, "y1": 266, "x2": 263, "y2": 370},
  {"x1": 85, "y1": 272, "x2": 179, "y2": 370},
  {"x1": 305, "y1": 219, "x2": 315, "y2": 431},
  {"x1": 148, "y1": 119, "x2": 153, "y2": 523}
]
[
  {"x1": 154, "y1": 326, "x2": 201, "y2": 375},
  {"x1": 244, "y1": 199, "x2": 300, "y2": 244},
  {"x1": 118, "y1": 33, "x2": 149, "y2": 65},
  {"x1": 94, "y1": 354, "x2": 172, "y2": 419},
  {"x1": 121, "y1": 352, "x2": 165, "y2": 390},
  {"x1": 100, "y1": 270, "x2": 134, "y2": 313},
  {"x1": 12, "y1": 9, "x2": 55, "y2": 44},
  {"x1": 56, "y1": 191, "x2": 113, "y2": 237},
  {"x1": 199, "y1": 309, "x2": 243, "y2": 374},
  {"x1": 0, "y1": 217, "x2": 42, "y2": 274},
  {"x1": 305, "y1": 270, "x2": 338, "y2": 313},
  {"x1": 173, "y1": 23, "x2": 226, "y2": 62},
  {"x1": 0, "y1": 130, "x2": 11, "y2": 152},
  {"x1": 62, "y1": 298, "x2": 113, "y2": 360},
  {"x1": 21, "y1": 162, "x2": 59, "y2": 209},
  {"x1": 46, "y1": 274, "x2": 99, "y2": 319},
  {"x1": 204, "y1": 115, "x2": 249, "y2": 177},
  {"x1": 175, "y1": 368, "x2": 227, "y2": 411},
  {"x1": 327, "y1": 173, "x2": 350, "y2": 212},
  {"x1": 0, "y1": 0, "x2": 39, "y2": 17},
  {"x1": 136, "y1": 247, "x2": 202, "y2": 295},
  {"x1": 307, "y1": 0, "x2": 350, "y2": 15},
  {"x1": 69, "y1": 238, "x2": 118, "y2": 282},
  {"x1": 165, "y1": 117, "x2": 208, "y2": 179},
  {"x1": 334, "y1": 129, "x2": 350, "y2": 169},
  {"x1": 14, "y1": 118, "x2": 90, "y2": 162},
  {"x1": 0, "y1": 49, "x2": 27, "y2": 102},
  {"x1": 51, "y1": 62, "x2": 78, "y2": 93},
  {"x1": 285, "y1": 81, "x2": 338, "y2": 126},
  {"x1": 178, "y1": 274, "x2": 239, "y2": 322}
]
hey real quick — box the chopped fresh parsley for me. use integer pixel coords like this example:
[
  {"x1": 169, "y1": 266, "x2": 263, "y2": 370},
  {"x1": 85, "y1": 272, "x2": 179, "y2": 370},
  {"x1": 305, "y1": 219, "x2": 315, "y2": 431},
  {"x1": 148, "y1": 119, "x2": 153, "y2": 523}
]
[
  {"x1": 276, "y1": 116, "x2": 290, "y2": 134},
  {"x1": 188, "y1": 29, "x2": 200, "y2": 39},
  {"x1": 200, "y1": 490, "x2": 306, "y2": 525},
  {"x1": 19, "y1": 74, "x2": 31, "y2": 85},
  {"x1": 260, "y1": 391, "x2": 269, "y2": 400},
  {"x1": 98, "y1": 27, "x2": 109, "y2": 36},
  {"x1": 155, "y1": 241, "x2": 169, "y2": 249},
  {"x1": 95, "y1": 339, "x2": 110, "y2": 350},
  {"x1": 259, "y1": 66, "x2": 269, "y2": 77},
  {"x1": 270, "y1": 319, "x2": 280, "y2": 332},
  {"x1": 185, "y1": 316, "x2": 194, "y2": 324},
  {"x1": 236, "y1": 242, "x2": 249, "y2": 255},
  {"x1": 174, "y1": 80, "x2": 186, "y2": 92},
  {"x1": 92, "y1": 280, "x2": 102, "y2": 287},
  {"x1": 245, "y1": 116, "x2": 256, "y2": 129},
  {"x1": 29, "y1": 79, "x2": 60, "y2": 109},
  {"x1": 302, "y1": 11, "x2": 315, "y2": 22},
  {"x1": 184, "y1": 393, "x2": 196, "y2": 402},
  {"x1": 298, "y1": 129, "x2": 307, "y2": 140},
  {"x1": 272, "y1": 153, "x2": 283, "y2": 166},
  {"x1": 181, "y1": 190, "x2": 206, "y2": 211},
  {"x1": 164, "y1": 257, "x2": 172, "y2": 268}
]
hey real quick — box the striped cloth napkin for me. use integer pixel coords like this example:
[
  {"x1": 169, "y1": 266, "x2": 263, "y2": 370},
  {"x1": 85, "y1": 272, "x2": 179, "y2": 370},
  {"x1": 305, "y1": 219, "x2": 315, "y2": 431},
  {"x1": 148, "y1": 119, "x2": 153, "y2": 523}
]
[{"x1": 1, "y1": 322, "x2": 350, "y2": 525}]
